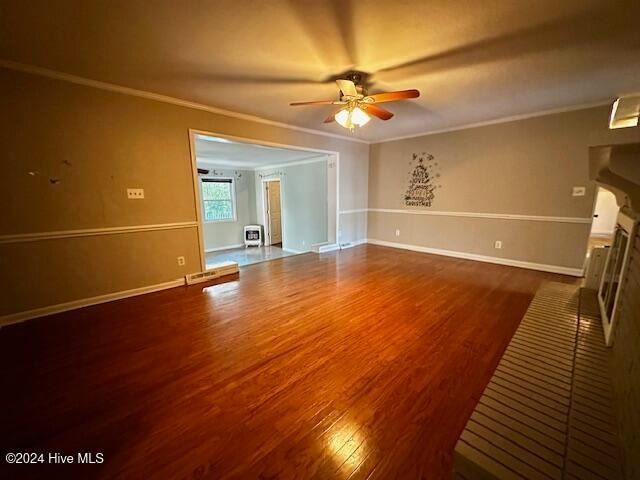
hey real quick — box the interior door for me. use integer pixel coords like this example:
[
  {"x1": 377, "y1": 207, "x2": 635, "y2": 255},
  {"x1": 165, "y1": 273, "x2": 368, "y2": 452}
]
[{"x1": 267, "y1": 181, "x2": 282, "y2": 245}]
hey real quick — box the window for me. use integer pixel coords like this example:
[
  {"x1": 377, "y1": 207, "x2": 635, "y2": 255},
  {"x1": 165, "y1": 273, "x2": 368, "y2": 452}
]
[{"x1": 201, "y1": 178, "x2": 236, "y2": 222}]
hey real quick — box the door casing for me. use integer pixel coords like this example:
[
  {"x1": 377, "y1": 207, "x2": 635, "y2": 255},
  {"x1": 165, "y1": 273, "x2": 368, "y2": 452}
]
[{"x1": 263, "y1": 179, "x2": 282, "y2": 246}]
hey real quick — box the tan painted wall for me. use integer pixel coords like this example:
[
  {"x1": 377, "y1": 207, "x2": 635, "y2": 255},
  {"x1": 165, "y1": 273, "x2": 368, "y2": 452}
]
[
  {"x1": 368, "y1": 107, "x2": 640, "y2": 269},
  {"x1": 0, "y1": 67, "x2": 369, "y2": 317},
  {"x1": 367, "y1": 213, "x2": 590, "y2": 268},
  {"x1": 0, "y1": 228, "x2": 201, "y2": 315}
]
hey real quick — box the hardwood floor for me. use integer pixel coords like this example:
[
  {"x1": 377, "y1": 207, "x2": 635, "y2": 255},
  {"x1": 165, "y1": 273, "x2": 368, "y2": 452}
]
[{"x1": 0, "y1": 245, "x2": 577, "y2": 480}]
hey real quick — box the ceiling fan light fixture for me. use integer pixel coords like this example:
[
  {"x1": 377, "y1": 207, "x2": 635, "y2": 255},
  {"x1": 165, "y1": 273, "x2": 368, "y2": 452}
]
[
  {"x1": 334, "y1": 106, "x2": 370, "y2": 130},
  {"x1": 335, "y1": 108, "x2": 351, "y2": 128},
  {"x1": 351, "y1": 106, "x2": 371, "y2": 126}
]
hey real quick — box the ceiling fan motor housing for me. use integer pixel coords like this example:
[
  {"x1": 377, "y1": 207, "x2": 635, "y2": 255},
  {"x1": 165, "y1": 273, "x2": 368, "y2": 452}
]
[{"x1": 346, "y1": 71, "x2": 366, "y2": 96}]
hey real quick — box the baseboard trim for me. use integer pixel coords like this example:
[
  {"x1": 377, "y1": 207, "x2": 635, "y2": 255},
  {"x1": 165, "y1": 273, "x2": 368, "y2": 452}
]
[
  {"x1": 366, "y1": 239, "x2": 584, "y2": 277},
  {"x1": 0, "y1": 278, "x2": 186, "y2": 327},
  {"x1": 282, "y1": 247, "x2": 305, "y2": 254},
  {"x1": 339, "y1": 239, "x2": 368, "y2": 250},
  {"x1": 204, "y1": 243, "x2": 244, "y2": 253}
]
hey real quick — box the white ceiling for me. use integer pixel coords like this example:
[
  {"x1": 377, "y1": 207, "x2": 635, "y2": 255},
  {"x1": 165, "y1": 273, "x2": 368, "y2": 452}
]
[
  {"x1": 195, "y1": 134, "x2": 324, "y2": 169},
  {"x1": 1, "y1": 0, "x2": 639, "y2": 141}
]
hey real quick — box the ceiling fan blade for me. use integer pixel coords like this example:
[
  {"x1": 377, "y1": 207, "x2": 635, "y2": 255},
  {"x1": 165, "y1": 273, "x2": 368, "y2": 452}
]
[
  {"x1": 365, "y1": 89, "x2": 420, "y2": 103},
  {"x1": 290, "y1": 100, "x2": 342, "y2": 106},
  {"x1": 363, "y1": 104, "x2": 394, "y2": 120},
  {"x1": 336, "y1": 79, "x2": 358, "y2": 97},
  {"x1": 323, "y1": 112, "x2": 337, "y2": 123}
]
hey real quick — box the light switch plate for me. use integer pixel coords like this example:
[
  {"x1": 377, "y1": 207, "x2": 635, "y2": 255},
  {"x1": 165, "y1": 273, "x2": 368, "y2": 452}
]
[
  {"x1": 127, "y1": 188, "x2": 144, "y2": 199},
  {"x1": 572, "y1": 186, "x2": 586, "y2": 197}
]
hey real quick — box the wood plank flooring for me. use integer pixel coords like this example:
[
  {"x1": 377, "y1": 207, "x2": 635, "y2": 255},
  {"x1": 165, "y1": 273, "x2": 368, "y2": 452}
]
[{"x1": 0, "y1": 245, "x2": 577, "y2": 480}]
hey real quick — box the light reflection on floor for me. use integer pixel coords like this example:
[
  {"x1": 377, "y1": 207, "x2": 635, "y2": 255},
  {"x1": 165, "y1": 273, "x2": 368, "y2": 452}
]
[
  {"x1": 327, "y1": 421, "x2": 367, "y2": 471},
  {"x1": 205, "y1": 245, "x2": 299, "y2": 268}
]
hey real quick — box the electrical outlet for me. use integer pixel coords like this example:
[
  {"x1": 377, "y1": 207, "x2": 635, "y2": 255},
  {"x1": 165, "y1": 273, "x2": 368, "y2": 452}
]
[
  {"x1": 177, "y1": 256, "x2": 185, "y2": 266},
  {"x1": 572, "y1": 186, "x2": 586, "y2": 197},
  {"x1": 127, "y1": 188, "x2": 144, "y2": 199},
  {"x1": 395, "y1": 229, "x2": 400, "y2": 237},
  {"x1": 494, "y1": 240, "x2": 502, "y2": 249}
]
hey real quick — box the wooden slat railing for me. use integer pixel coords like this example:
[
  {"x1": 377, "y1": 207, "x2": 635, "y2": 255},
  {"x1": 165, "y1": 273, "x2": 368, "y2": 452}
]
[{"x1": 453, "y1": 282, "x2": 621, "y2": 479}]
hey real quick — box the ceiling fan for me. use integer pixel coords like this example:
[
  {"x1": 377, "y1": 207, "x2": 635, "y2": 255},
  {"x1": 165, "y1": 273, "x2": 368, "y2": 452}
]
[{"x1": 289, "y1": 72, "x2": 420, "y2": 130}]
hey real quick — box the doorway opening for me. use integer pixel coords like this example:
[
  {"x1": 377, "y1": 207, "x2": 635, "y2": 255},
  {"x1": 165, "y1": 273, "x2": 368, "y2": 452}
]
[
  {"x1": 589, "y1": 187, "x2": 619, "y2": 251},
  {"x1": 188, "y1": 130, "x2": 339, "y2": 269},
  {"x1": 583, "y1": 186, "x2": 619, "y2": 290},
  {"x1": 263, "y1": 179, "x2": 282, "y2": 247}
]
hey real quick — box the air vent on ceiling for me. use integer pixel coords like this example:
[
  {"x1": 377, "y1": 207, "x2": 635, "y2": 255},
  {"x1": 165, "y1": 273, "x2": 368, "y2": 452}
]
[{"x1": 609, "y1": 95, "x2": 640, "y2": 129}]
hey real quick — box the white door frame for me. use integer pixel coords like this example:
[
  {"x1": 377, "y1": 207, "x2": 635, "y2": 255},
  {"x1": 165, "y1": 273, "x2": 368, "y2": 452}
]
[
  {"x1": 262, "y1": 178, "x2": 282, "y2": 247},
  {"x1": 188, "y1": 129, "x2": 340, "y2": 272},
  {"x1": 597, "y1": 210, "x2": 637, "y2": 346}
]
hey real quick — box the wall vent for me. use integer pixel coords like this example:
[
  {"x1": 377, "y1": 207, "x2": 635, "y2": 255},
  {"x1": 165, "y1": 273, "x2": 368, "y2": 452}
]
[
  {"x1": 317, "y1": 243, "x2": 340, "y2": 253},
  {"x1": 185, "y1": 261, "x2": 238, "y2": 285}
]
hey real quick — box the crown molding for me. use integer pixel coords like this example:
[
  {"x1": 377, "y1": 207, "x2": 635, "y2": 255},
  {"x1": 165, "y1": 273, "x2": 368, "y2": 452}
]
[
  {"x1": 1, "y1": 59, "x2": 616, "y2": 145},
  {"x1": 0, "y1": 59, "x2": 369, "y2": 144},
  {"x1": 373, "y1": 100, "x2": 613, "y2": 144}
]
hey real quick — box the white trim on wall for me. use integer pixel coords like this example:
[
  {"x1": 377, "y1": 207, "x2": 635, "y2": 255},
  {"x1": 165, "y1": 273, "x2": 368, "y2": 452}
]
[
  {"x1": 0, "y1": 278, "x2": 186, "y2": 327},
  {"x1": 366, "y1": 238, "x2": 584, "y2": 277},
  {"x1": 261, "y1": 177, "x2": 283, "y2": 247},
  {"x1": 189, "y1": 131, "x2": 208, "y2": 272},
  {"x1": 358, "y1": 208, "x2": 591, "y2": 224},
  {"x1": 197, "y1": 155, "x2": 329, "y2": 172},
  {"x1": 339, "y1": 208, "x2": 368, "y2": 214},
  {"x1": 0, "y1": 59, "x2": 368, "y2": 145},
  {"x1": 191, "y1": 130, "x2": 341, "y2": 155},
  {"x1": 204, "y1": 243, "x2": 244, "y2": 253},
  {"x1": 0, "y1": 222, "x2": 198, "y2": 244},
  {"x1": 339, "y1": 239, "x2": 368, "y2": 249},
  {"x1": 282, "y1": 247, "x2": 306, "y2": 254},
  {"x1": 253, "y1": 156, "x2": 328, "y2": 172}
]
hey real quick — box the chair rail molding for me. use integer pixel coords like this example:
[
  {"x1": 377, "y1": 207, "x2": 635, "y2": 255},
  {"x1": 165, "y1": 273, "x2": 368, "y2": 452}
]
[
  {"x1": 0, "y1": 222, "x2": 199, "y2": 244},
  {"x1": 365, "y1": 208, "x2": 591, "y2": 223}
]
